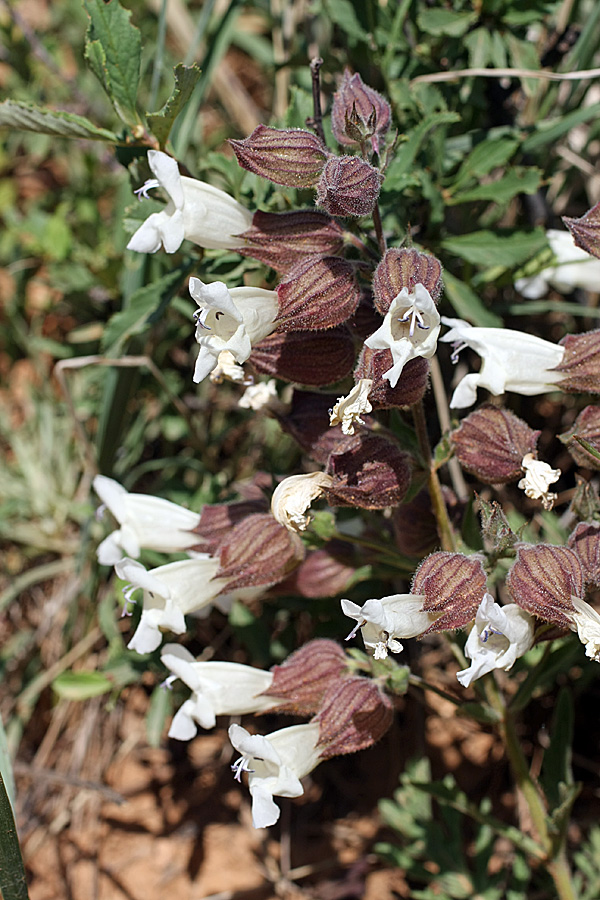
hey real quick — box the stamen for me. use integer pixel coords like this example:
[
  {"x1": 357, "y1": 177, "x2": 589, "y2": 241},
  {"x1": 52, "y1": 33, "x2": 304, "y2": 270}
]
[
  {"x1": 95, "y1": 503, "x2": 107, "y2": 522},
  {"x1": 193, "y1": 308, "x2": 211, "y2": 330},
  {"x1": 160, "y1": 675, "x2": 176, "y2": 690},
  {"x1": 231, "y1": 756, "x2": 254, "y2": 782},
  {"x1": 345, "y1": 618, "x2": 367, "y2": 641},
  {"x1": 134, "y1": 178, "x2": 160, "y2": 200},
  {"x1": 399, "y1": 305, "x2": 430, "y2": 338},
  {"x1": 450, "y1": 340, "x2": 468, "y2": 364},
  {"x1": 481, "y1": 626, "x2": 503, "y2": 643},
  {"x1": 121, "y1": 584, "x2": 138, "y2": 617}
]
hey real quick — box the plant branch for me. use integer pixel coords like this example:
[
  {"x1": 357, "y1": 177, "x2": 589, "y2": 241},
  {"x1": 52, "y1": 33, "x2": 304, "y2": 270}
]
[
  {"x1": 411, "y1": 399, "x2": 456, "y2": 552},
  {"x1": 308, "y1": 57, "x2": 326, "y2": 146}
]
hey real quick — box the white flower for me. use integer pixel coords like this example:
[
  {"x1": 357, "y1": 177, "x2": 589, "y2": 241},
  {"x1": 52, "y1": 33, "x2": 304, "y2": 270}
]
[
  {"x1": 271, "y1": 472, "x2": 333, "y2": 533},
  {"x1": 515, "y1": 229, "x2": 600, "y2": 299},
  {"x1": 127, "y1": 150, "x2": 253, "y2": 254},
  {"x1": 209, "y1": 349, "x2": 250, "y2": 385},
  {"x1": 571, "y1": 597, "x2": 600, "y2": 662},
  {"x1": 457, "y1": 593, "x2": 534, "y2": 688},
  {"x1": 518, "y1": 453, "x2": 560, "y2": 510},
  {"x1": 239, "y1": 379, "x2": 280, "y2": 411},
  {"x1": 115, "y1": 556, "x2": 229, "y2": 654},
  {"x1": 364, "y1": 284, "x2": 440, "y2": 387},
  {"x1": 190, "y1": 277, "x2": 278, "y2": 384},
  {"x1": 440, "y1": 317, "x2": 565, "y2": 409},
  {"x1": 329, "y1": 379, "x2": 373, "y2": 434},
  {"x1": 340, "y1": 593, "x2": 431, "y2": 660},
  {"x1": 160, "y1": 644, "x2": 277, "y2": 739},
  {"x1": 94, "y1": 475, "x2": 200, "y2": 566},
  {"x1": 229, "y1": 722, "x2": 321, "y2": 828}
]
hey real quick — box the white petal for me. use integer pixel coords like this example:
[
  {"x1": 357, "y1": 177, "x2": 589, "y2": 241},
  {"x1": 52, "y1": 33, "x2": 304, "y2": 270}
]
[
  {"x1": 148, "y1": 150, "x2": 184, "y2": 208},
  {"x1": 168, "y1": 700, "x2": 198, "y2": 740},
  {"x1": 93, "y1": 475, "x2": 128, "y2": 523}
]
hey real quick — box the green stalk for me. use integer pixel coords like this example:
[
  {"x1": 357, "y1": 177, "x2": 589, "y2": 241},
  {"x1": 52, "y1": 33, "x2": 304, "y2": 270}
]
[
  {"x1": 411, "y1": 400, "x2": 455, "y2": 551},
  {"x1": 0, "y1": 772, "x2": 29, "y2": 900}
]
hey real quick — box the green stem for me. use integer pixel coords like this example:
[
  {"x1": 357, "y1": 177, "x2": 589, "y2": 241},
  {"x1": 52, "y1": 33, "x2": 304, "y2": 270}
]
[
  {"x1": 0, "y1": 771, "x2": 30, "y2": 900},
  {"x1": 372, "y1": 201, "x2": 387, "y2": 257},
  {"x1": 411, "y1": 400, "x2": 455, "y2": 552}
]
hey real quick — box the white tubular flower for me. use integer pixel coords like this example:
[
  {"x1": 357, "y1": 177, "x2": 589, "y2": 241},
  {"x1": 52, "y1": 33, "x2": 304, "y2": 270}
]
[
  {"x1": 127, "y1": 150, "x2": 253, "y2": 254},
  {"x1": 94, "y1": 475, "x2": 200, "y2": 566},
  {"x1": 161, "y1": 644, "x2": 277, "y2": 739},
  {"x1": 115, "y1": 556, "x2": 228, "y2": 654},
  {"x1": 239, "y1": 379, "x2": 280, "y2": 411},
  {"x1": 341, "y1": 594, "x2": 431, "y2": 660},
  {"x1": 457, "y1": 593, "x2": 534, "y2": 688},
  {"x1": 571, "y1": 597, "x2": 600, "y2": 662},
  {"x1": 190, "y1": 277, "x2": 278, "y2": 384},
  {"x1": 518, "y1": 453, "x2": 561, "y2": 510},
  {"x1": 329, "y1": 379, "x2": 373, "y2": 434},
  {"x1": 271, "y1": 472, "x2": 333, "y2": 533},
  {"x1": 364, "y1": 284, "x2": 441, "y2": 387},
  {"x1": 515, "y1": 229, "x2": 600, "y2": 299},
  {"x1": 229, "y1": 722, "x2": 322, "y2": 829},
  {"x1": 440, "y1": 317, "x2": 566, "y2": 409}
]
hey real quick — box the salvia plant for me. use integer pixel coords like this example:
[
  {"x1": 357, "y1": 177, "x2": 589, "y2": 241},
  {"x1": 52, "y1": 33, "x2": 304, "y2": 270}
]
[{"x1": 5, "y1": 0, "x2": 600, "y2": 898}]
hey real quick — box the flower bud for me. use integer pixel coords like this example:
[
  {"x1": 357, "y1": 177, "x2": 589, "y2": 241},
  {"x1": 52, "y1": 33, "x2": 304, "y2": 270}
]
[
  {"x1": 563, "y1": 202, "x2": 600, "y2": 260},
  {"x1": 216, "y1": 513, "x2": 305, "y2": 591},
  {"x1": 451, "y1": 405, "x2": 540, "y2": 484},
  {"x1": 189, "y1": 499, "x2": 268, "y2": 555},
  {"x1": 479, "y1": 497, "x2": 519, "y2": 557},
  {"x1": 412, "y1": 552, "x2": 487, "y2": 633},
  {"x1": 373, "y1": 248, "x2": 443, "y2": 316},
  {"x1": 560, "y1": 405, "x2": 600, "y2": 469},
  {"x1": 230, "y1": 125, "x2": 328, "y2": 187},
  {"x1": 264, "y1": 639, "x2": 349, "y2": 715},
  {"x1": 250, "y1": 326, "x2": 355, "y2": 386},
  {"x1": 276, "y1": 256, "x2": 361, "y2": 331},
  {"x1": 568, "y1": 521, "x2": 600, "y2": 588},
  {"x1": 355, "y1": 345, "x2": 429, "y2": 408},
  {"x1": 556, "y1": 330, "x2": 600, "y2": 394},
  {"x1": 277, "y1": 390, "x2": 358, "y2": 464},
  {"x1": 570, "y1": 476, "x2": 600, "y2": 523},
  {"x1": 314, "y1": 677, "x2": 394, "y2": 758},
  {"x1": 274, "y1": 542, "x2": 357, "y2": 598},
  {"x1": 271, "y1": 472, "x2": 333, "y2": 532},
  {"x1": 238, "y1": 210, "x2": 345, "y2": 274},
  {"x1": 316, "y1": 156, "x2": 382, "y2": 217},
  {"x1": 326, "y1": 434, "x2": 411, "y2": 509},
  {"x1": 331, "y1": 70, "x2": 392, "y2": 156},
  {"x1": 506, "y1": 543, "x2": 583, "y2": 627}
]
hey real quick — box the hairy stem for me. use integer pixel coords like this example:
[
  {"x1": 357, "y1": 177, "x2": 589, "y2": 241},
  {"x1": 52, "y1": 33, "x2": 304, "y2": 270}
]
[
  {"x1": 411, "y1": 399, "x2": 455, "y2": 552},
  {"x1": 372, "y1": 200, "x2": 387, "y2": 257},
  {"x1": 308, "y1": 57, "x2": 326, "y2": 146}
]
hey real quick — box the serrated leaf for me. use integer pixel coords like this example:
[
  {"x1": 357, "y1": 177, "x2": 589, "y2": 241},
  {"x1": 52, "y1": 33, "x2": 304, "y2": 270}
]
[
  {"x1": 384, "y1": 111, "x2": 460, "y2": 188},
  {"x1": 464, "y1": 27, "x2": 493, "y2": 68},
  {"x1": 454, "y1": 137, "x2": 519, "y2": 188},
  {"x1": 417, "y1": 8, "x2": 477, "y2": 37},
  {"x1": 101, "y1": 262, "x2": 192, "y2": 353},
  {"x1": 442, "y1": 228, "x2": 547, "y2": 269},
  {"x1": 0, "y1": 100, "x2": 118, "y2": 142},
  {"x1": 450, "y1": 167, "x2": 542, "y2": 205},
  {"x1": 323, "y1": 0, "x2": 369, "y2": 46},
  {"x1": 84, "y1": 0, "x2": 141, "y2": 126},
  {"x1": 53, "y1": 671, "x2": 113, "y2": 700},
  {"x1": 147, "y1": 64, "x2": 202, "y2": 148},
  {"x1": 442, "y1": 271, "x2": 502, "y2": 326}
]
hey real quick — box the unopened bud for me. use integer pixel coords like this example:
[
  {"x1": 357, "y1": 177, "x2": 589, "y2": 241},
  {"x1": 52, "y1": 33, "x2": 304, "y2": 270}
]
[
  {"x1": 271, "y1": 472, "x2": 333, "y2": 533},
  {"x1": 276, "y1": 256, "x2": 361, "y2": 331},
  {"x1": 561, "y1": 405, "x2": 600, "y2": 469},
  {"x1": 230, "y1": 125, "x2": 328, "y2": 187},
  {"x1": 216, "y1": 513, "x2": 305, "y2": 591},
  {"x1": 250, "y1": 326, "x2": 355, "y2": 386},
  {"x1": 189, "y1": 499, "x2": 268, "y2": 554},
  {"x1": 331, "y1": 70, "x2": 392, "y2": 156},
  {"x1": 373, "y1": 248, "x2": 443, "y2": 315},
  {"x1": 506, "y1": 543, "x2": 583, "y2": 627},
  {"x1": 478, "y1": 497, "x2": 519, "y2": 557},
  {"x1": 568, "y1": 521, "x2": 600, "y2": 588},
  {"x1": 451, "y1": 405, "x2": 540, "y2": 484},
  {"x1": 314, "y1": 677, "x2": 394, "y2": 758},
  {"x1": 355, "y1": 345, "x2": 429, "y2": 408},
  {"x1": 239, "y1": 210, "x2": 345, "y2": 274},
  {"x1": 316, "y1": 156, "x2": 382, "y2": 217},
  {"x1": 265, "y1": 639, "x2": 349, "y2": 715},
  {"x1": 563, "y1": 203, "x2": 600, "y2": 260},
  {"x1": 412, "y1": 552, "x2": 487, "y2": 632},
  {"x1": 556, "y1": 330, "x2": 600, "y2": 394},
  {"x1": 326, "y1": 433, "x2": 411, "y2": 509}
]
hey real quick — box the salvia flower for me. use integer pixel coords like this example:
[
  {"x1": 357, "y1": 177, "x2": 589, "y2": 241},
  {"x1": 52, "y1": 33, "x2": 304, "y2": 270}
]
[
  {"x1": 160, "y1": 644, "x2": 278, "y2": 739},
  {"x1": 127, "y1": 150, "x2": 252, "y2": 254},
  {"x1": 94, "y1": 475, "x2": 200, "y2": 565},
  {"x1": 440, "y1": 317, "x2": 565, "y2": 409},
  {"x1": 451, "y1": 405, "x2": 540, "y2": 484},
  {"x1": 570, "y1": 598, "x2": 600, "y2": 662},
  {"x1": 340, "y1": 593, "x2": 431, "y2": 659},
  {"x1": 365, "y1": 284, "x2": 441, "y2": 387},
  {"x1": 506, "y1": 543, "x2": 583, "y2": 628},
  {"x1": 515, "y1": 230, "x2": 600, "y2": 299},
  {"x1": 190, "y1": 277, "x2": 278, "y2": 384},
  {"x1": 331, "y1": 69, "x2": 392, "y2": 156},
  {"x1": 456, "y1": 593, "x2": 534, "y2": 688},
  {"x1": 518, "y1": 453, "x2": 561, "y2": 510},
  {"x1": 329, "y1": 378, "x2": 373, "y2": 434},
  {"x1": 209, "y1": 349, "x2": 250, "y2": 385},
  {"x1": 228, "y1": 722, "x2": 322, "y2": 828},
  {"x1": 271, "y1": 472, "x2": 333, "y2": 533}
]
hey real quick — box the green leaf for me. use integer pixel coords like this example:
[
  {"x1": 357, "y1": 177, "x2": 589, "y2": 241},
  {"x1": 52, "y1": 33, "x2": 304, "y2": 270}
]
[
  {"x1": 449, "y1": 167, "x2": 542, "y2": 205},
  {"x1": 53, "y1": 671, "x2": 113, "y2": 701},
  {"x1": 522, "y1": 103, "x2": 600, "y2": 154},
  {"x1": 384, "y1": 111, "x2": 461, "y2": 189},
  {"x1": 442, "y1": 228, "x2": 547, "y2": 269},
  {"x1": 147, "y1": 64, "x2": 202, "y2": 149},
  {"x1": 84, "y1": 0, "x2": 142, "y2": 126},
  {"x1": 323, "y1": 0, "x2": 369, "y2": 46},
  {"x1": 540, "y1": 687, "x2": 574, "y2": 809},
  {"x1": 453, "y1": 137, "x2": 519, "y2": 188},
  {"x1": 101, "y1": 262, "x2": 193, "y2": 354},
  {"x1": 0, "y1": 771, "x2": 29, "y2": 900},
  {"x1": 464, "y1": 27, "x2": 493, "y2": 68},
  {"x1": 417, "y1": 8, "x2": 478, "y2": 37},
  {"x1": 146, "y1": 684, "x2": 172, "y2": 748},
  {"x1": 0, "y1": 100, "x2": 118, "y2": 141},
  {"x1": 442, "y1": 271, "x2": 502, "y2": 326}
]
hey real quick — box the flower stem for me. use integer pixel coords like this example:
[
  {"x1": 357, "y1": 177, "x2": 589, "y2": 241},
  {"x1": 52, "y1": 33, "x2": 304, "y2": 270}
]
[
  {"x1": 308, "y1": 57, "x2": 326, "y2": 146},
  {"x1": 411, "y1": 399, "x2": 456, "y2": 552},
  {"x1": 372, "y1": 201, "x2": 387, "y2": 257}
]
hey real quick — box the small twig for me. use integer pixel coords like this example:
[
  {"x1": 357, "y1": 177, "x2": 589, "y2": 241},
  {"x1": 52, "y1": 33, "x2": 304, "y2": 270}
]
[
  {"x1": 429, "y1": 357, "x2": 469, "y2": 502},
  {"x1": 371, "y1": 201, "x2": 387, "y2": 257},
  {"x1": 308, "y1": 57, "x2": 326, "y2": 146},
  {"x1": 410, "y1": 65, "x2": 600, "y2": 86}
]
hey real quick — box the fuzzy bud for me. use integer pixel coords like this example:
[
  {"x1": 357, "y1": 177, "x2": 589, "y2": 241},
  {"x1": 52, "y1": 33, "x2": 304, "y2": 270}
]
[
  {"x1": 373, "y1": 248, "x2": 443, "y2": 316},
  {"x1": 238, "y1": 210, "x2": 345, "y2": 274},
  {"x1": 331, "y1": 70, "x2": 392, "y2": 156},
  {"x1": 276, "y1": 256, "x2": 361, "y2": 331},
  {"x1": 274, "y1": 542, "x2": 357, "y2": 598},
  {"x1": 570, "y1": 476, "x2": 600, "y2": 523},
  {"x1": 314, "y1": 677, "x2": 394, "y2": 758},
  {"x1": 563, "y1": 203, "x2": 600, "y2": 260},
  {"x1": 265, "y1": 639, "x2": 349, "y2": 715},
  {"x1": 316, "y1": 156, "x2": 382, "y2": 217},
  {"x1": 556, "y1": 330, "x2": 600, "y2": 394},
  {"x1": 506, "y1": 543, "x2": 583, "y2": 627},
  {"x1": 216, "y1": 513, "x2": 305, "y2": 591},
  {"x1": 412, "y1": 552, "x2": 487, "y2": 633},
  {"x1": 478, "y1": 497, "x2": 519, "y2": 557},
  {"x1": 326, "y1": 433, "x2": 411, "y2": 509},
  {"x1": 451, "y1": 405, "x2": 540, "y2": 484},
  {"x1": 230, "y1": 125, "x2": 328, "y2": 187},
  {"x1": 561, "y1": 405, "x2": 600, "y2": 469},
  {"x1": 250, "y1": 327, "x2": 355, "y2": 386},
  {"x1": 568, "y1": 521, "x2": 600, "y2": 588},
  {"x1": 189, "y1": 499, "x2": 268, "y2": 554},
  {"x1": 355, "y1": 345, "x2": 429, "y2": 408}
]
